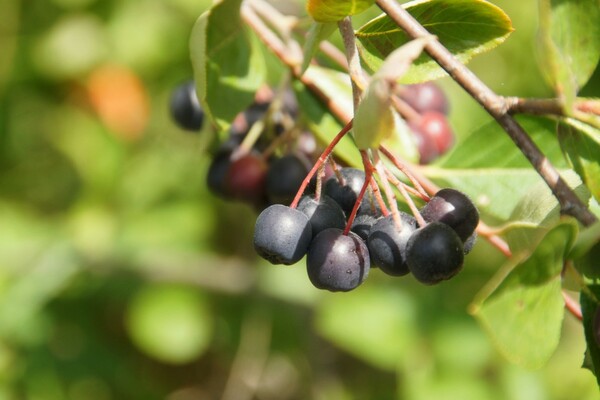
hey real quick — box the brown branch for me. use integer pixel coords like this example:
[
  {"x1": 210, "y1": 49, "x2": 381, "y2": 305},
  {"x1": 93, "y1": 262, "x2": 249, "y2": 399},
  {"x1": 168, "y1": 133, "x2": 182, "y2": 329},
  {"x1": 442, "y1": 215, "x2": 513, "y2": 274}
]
[{"x1": 376, "y1": 0, "x2": 597, "y2": 227}]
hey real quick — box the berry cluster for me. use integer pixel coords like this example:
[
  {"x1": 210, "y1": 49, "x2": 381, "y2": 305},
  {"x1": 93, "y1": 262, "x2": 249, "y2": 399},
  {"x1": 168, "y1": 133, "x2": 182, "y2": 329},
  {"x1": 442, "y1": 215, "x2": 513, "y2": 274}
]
[
  {"x1": 254, "y1": 168, "x2": 479, "y2": 291},
  {"x1": 170, "y1": 81, "x2": 316, "y2": 209},
  {"x1": 170, "y1": 80, "x2": 474, "y2": 292}
]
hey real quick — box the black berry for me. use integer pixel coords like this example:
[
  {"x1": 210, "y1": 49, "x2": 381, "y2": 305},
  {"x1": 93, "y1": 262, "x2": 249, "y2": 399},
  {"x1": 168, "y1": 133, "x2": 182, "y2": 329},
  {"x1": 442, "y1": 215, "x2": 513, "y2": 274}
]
[
  {"x1": 367, "y1": 213, "x2": 417, "y2": 276},
  {"x1": 266, "y1": 154, "x2": 310, "y2": 205},
  {"x1": 406, "y1": 222, "x2": 464, "y2": 285},
  {"x1": 306, "y1": 228, "x2": 370, "y2": 292},
  {"x1": 254, "y1": 204, "x2": 312, "y2": 265},
  {"x1": 225, "y1": 152, "x2": 268, "y2": 204},
  {"x1": 420, "y1": 188, "x2": 479, "y2": 242},
  {"x1": 170, "y1": 81, "x2": 204, "y2": 131},
  {"x1": 323, "y1": 168, "x2": 366, "y2": 215},
  {"x1": 400, "y1": 82, "x2": 449, "y2": 115},
  {"x1": 297, "y1": 195, "x2": 346, "y2": 237}
]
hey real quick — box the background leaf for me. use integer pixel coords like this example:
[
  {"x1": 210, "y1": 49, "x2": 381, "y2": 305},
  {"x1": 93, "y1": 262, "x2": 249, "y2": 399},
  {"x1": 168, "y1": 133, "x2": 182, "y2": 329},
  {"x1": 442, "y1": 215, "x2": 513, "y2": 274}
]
[
  {"x1": 580, "y1": 285, "x2": 600, "y2": 385},
  {"x1": 190, "y1": 0, "x2": 266, "y2": 131},
  {"x1": 356, "y1": 0, "x2": 514, "y2": 83},
  {"x1": 536, "y1": 0, "x2": 600, "y2": 103},
  {"x1": 470, "y1": 221, "x2": 577, "y2": 369},
  {"x1": 426, "y1": 116, "x2": 567, "y2": 221},
  {"x1": 307, "y1": 0, "x2": 375, "y2": 23},
  {"x1": 558, "y1": 118, "x2": 600, "y2": 202}
]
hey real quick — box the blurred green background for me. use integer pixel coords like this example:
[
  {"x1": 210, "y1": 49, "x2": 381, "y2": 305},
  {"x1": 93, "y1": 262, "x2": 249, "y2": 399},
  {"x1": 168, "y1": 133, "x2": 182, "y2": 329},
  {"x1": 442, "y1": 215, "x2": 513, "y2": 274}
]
[{"x1": 0, "y1": 0, "x2": 599, "y2": 399}]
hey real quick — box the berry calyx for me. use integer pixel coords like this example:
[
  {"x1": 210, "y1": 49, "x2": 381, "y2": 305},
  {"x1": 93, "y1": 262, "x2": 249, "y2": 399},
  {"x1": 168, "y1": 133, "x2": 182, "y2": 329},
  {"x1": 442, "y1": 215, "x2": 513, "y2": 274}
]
[
  {"x1": 306, "y1": 228, "x2": 370, "y2": 292},
  {"x1": 406, "y1": 222, "x2": 464, "y2": 285},
  {"x1": 254, "y1": 204, "x2": 312, "y2": 265}
]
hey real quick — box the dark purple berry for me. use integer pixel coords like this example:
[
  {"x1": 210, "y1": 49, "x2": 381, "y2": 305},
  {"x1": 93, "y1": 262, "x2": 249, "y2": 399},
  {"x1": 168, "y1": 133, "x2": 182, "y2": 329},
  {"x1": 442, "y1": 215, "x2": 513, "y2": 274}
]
[
  {"x1": 463, "y1": 232, "x2": 477, "y2": 255},
  {"x1": 225, "y1": 152, "x2": 268, "y2": 204},
  {"x1": 170, "y1": 81, "x2": 204, "y2": 131},
  {"x1": 420, "y1": 188, "x2": 479, "y2": 242},
  {"x1": 254, "y1": 204, "x2": 312, "y2": 265},
  {"x1": 207, "y1": 150, "x2": 233, "y2": 198},
  {"x1": 400, "y1": 82, "x2": 449, "y2": 115},
  {"x1": 323, "y1": 168, "x2": 365, "y2": 215},
  {"x1": 306, "y1": 228, "x2": 370, "y2": 292},
  {"x1": 409, "y1": 112, "x2": 454, "y2": 163},
  {"x1": 406, "y1": 222, "x2": 464, "y2": 285},
  {"x1": 265, "y1": 154, "x2": 310, "y2": 205},
  {"x1": 297, "y1": 195, "x2": 346, "y2": 237},
  {"x1": 367, "y1": 213, "x2": 417, "y2": 276}
]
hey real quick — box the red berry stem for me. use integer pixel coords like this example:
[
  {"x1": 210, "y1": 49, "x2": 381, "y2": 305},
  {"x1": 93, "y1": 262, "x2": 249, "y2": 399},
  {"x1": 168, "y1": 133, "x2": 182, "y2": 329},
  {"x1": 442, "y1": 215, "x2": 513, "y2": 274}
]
[
  {"x1": 562, "y1": 290, "x2": 583, "y2": 321},
  {"x1": 379, "y1": 145, "x2": 430, "y2": 201},
  {"x1": 343, "y1": 150, "x2": 375, "y2": 235},
  {"x1": 370, "y1": 178, "x2": 390, "y2": 217},
  {"x1": 384, "y1": 169, "x2": 427, "y2": 227},
  {"x1": 373, "y1": 151, "x2": 402, "y2": 229},
  {"x1": 289, "y1": 120, "x2": 354, "y2": 209}
]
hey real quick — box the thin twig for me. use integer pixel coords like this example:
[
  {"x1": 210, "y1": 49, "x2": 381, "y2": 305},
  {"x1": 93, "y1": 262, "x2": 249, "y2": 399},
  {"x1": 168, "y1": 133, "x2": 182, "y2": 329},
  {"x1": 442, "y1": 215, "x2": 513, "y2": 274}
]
[
  {"x1": 376, "y1": 0, "x2": 597, "y2": 227},
  {"x1": 337, "y1": 17, "x2": 364, "y2": 111}
]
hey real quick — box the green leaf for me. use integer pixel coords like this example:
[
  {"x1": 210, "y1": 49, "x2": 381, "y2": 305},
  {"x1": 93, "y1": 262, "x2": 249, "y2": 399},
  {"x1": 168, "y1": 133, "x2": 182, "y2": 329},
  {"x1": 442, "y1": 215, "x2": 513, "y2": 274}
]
[
  {"x1": 307, "y1": 0, "x2": 375, "y2": 23},
  {"x1": 354, "y1": 37, "x2": 433, "y2": 149},
  {"x1": 315, "y1": 286, "x2": 417, "y2": 370},
  {"x1": 558, "y1": 118, "x2": 600, "y2": 202},
  {"x1": 353, "y1": 78, "x2": 395, "y2": 149},
  {"x1": 580, "y1": 285, "x2": 600, "y2": 385},
  {"x1": 427, "y1": 116, "x2": 567, "y2": 221},
  {"x1": 356, "y1": 0, "x2": 514, "y2": 83},
  {"x1": 470, "y1": 220, "x2": 578, "y2": 369},
  {"x1": 301, "y1": 22, "x2": 337, "y2": 74},
  {"x1": 536, "y1": 0, "x2": 600, "y2": 103},
  {"x1": 190, "y1": 0, "x2": 266, "y2": 131}
]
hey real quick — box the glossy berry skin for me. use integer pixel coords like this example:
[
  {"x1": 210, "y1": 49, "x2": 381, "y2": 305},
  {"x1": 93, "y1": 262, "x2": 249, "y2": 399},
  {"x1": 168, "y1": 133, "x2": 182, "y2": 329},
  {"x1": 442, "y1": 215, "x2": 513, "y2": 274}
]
[
  {"x1": 421, "y1": 188, "x2": 479, "y2": 242},
  {"x1": 297, "y1": 195, "x2": 346, "y2": 237},
  {"x1": 265, "y1": 154, "x2": 310, "y2": 205},
  {"x1": 409, "y1": 112, "x2": 454, "y2": 163},
  {"x1": 323, "y1": 168, "x2": 366, "y2": 215},
  {"x1": 400, "y1": 82, "x2": 449, "y2": 115},
  {"x1": 367, "y1": 213, "x2": 417, "y2": 276},
  {"x1": 254, "y1": 204, "x2": 312, "y2": 265},
  {"x1": 170, "y1": 81, "x2": 204, "y2": 131},
  {"x1": 406, "y1": 222, "x2": 464, "y2": 285},
  {"x1": 225, "y1": 152, "x2": 268, "y2": 204},
  {"x1": 306, "y1": 228, "x2": 370, "y2": 292}
]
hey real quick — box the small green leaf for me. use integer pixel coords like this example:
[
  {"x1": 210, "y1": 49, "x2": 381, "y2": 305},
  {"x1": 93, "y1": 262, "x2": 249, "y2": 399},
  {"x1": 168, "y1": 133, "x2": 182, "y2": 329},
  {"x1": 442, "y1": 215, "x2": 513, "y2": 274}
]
[
  {"x1": 471, "y1": 221, "x2": 578, "y2": 369},
  {"x1": 354, "y1": 37, "x2": 433, "y2": 149},
  {"x1": 356, "y1": 0, "x2": 514, "y2": 83},
  {"x1": 536, "y1": 0, "x2": 600, "y2": 103},
  {"x1": 190, "y1": 0, "x2": 266, "y2": 131},
  {"x1": 301, "y1": 22, "x2": 337, "y2": 74},
  {"x1": 353, "y1": 77, "x2": 395, "y2": 149},
  {"x1": 558, "y1": 118, "x2": 600, "y2": 202},
  {"x1": 307, "y1": 0, "x2": 375, "y2": 23},
  {"x1": 580, "y1": 285, "x2": 600, "y2": 385}
]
